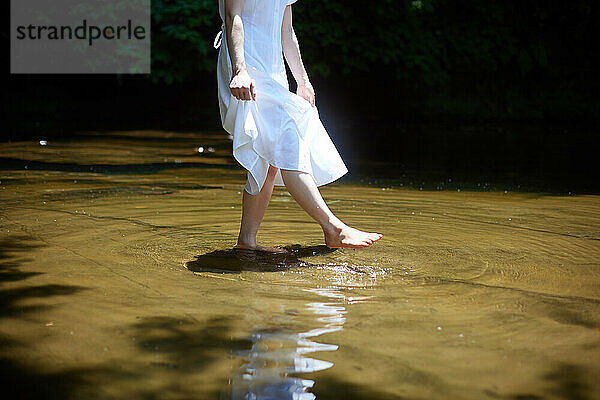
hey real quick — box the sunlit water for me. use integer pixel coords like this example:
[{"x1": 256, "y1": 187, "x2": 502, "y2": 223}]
[{"x1": 0, "y1": 131, "x2": 599, "y2": 399}]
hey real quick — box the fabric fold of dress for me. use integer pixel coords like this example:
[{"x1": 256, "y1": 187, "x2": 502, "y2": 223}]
[{"x1": 216, "y1": 0, "x2": 348, "y2": 195}]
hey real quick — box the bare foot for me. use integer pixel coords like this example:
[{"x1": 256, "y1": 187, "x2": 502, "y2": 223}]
[
  {"x1": 323, "y1": 225, "x2": 383, "y2": 249},
  {"x1": 233, "y1": 243, "x2": 288, "y2": 254}
]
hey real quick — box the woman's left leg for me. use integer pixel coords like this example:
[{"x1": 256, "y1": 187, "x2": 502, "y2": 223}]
[{"x1": 234, "y1": 164, "x2": 283, "y2": 252}]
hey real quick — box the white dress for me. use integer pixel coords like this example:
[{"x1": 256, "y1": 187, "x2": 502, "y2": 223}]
[{"x1": 216, "y1": 0, "x2": 348, "y2": 195}]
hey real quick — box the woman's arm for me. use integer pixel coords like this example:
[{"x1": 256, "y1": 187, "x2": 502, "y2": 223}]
[
  {"x1": 224, "y1": 0, "x2": 255, "y2": 101},
  {"x1": 281, "y1": 5, "x2": 315, "y2": 106}
]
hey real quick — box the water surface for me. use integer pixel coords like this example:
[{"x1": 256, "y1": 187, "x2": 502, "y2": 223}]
[{"x1": 1, "y1": 130, "x2": 599, "y2": 399}]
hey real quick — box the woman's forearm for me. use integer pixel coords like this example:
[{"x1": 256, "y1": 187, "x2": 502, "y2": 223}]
[
  {"x1": 224, "y1": 0, "x2": 255, "y2": 101},
  {"x1": 282, "y1": 7, "x2": 310, "y2": 86},
  {"x1": 225, "y1": 0, "x2": 246, "y2": 74}
]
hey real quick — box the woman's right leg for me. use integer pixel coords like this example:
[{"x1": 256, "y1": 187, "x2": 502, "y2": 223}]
[
  {"x1": 280, "y1": 169, "x2": 382, "y2": 248},
  {"x1": 235, "y1": 164, "x2": 283, "y2": 252}
]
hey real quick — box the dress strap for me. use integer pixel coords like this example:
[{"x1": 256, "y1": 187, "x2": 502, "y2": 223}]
[{"x1": 213, "y1": 23, "x2": 224, "y2": 49}]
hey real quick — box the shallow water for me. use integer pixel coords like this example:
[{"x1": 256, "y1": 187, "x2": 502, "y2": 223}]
[{"x1": 1, "y1": 130, "x2": 599, "y2": 400}]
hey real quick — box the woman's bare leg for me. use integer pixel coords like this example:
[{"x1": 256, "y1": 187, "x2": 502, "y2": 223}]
[
  {"x1": 280, "y1": 170, "x2": 382, "y2": 248},
  {"x1": 235, "y1": 165, "x2": 285, "y2": 252}
]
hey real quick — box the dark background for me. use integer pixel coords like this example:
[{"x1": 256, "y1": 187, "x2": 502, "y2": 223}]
[{"x1": 4, "y1": 0, "x2": 600, "y2": 193}]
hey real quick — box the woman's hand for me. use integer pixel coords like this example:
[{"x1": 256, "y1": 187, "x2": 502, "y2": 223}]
[
  {"x1": 297, "y1": 82, "x2": 315, "y2": 107},
  {"x1": 230, "y1": 69, "x2": 256, "y2": 101}
]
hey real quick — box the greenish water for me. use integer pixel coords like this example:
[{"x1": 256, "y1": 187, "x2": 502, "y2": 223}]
[{"x1": 1, "y1": 130, "x2": 599, "y2": 399}]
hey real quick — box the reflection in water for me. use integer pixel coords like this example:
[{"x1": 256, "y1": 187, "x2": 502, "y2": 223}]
[{"x1": 230, "y1": 287, "x2": 355, "y2": 400}]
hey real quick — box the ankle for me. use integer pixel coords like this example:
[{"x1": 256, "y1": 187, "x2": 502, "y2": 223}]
[
  {"x1": 321, "y1": 218, "x2": 345, "y2": 235},
  {"x1": 236, "y1": 234, "x2": 257, "y2": 247}
]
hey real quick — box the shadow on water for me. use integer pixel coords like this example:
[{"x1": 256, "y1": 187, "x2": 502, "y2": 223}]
[
  {"x1": 542, "y1": 363, "x2": 591, "y2": 400},
  {"x1": 0, "y1": 156, "x2": 241, "y2": 175},
  {"x1": 0, "y1": 236, "x2": 245, "y2": 398},
  {"x1": 38, "y1": 184, "x2": 224, "y2": 203},
  {"x1": 1, "y1": 314, "x2": 247, "y2": 399},
  {"x1": 510, "y1": 363, "x2": 593, "y2": 400},
  {"x1": 130, "y1": 315, "x2": 248, "y2": 373},
  {"x1": 312, "y1": 376, "x2": 407, "y2": 400},
  {"x1": 0, "y1": 235, "x2": 90, "y2": 399},
  {"x1": 186, "y1": 245, "x2": 338, "y2": 273},
  {"x1": 310, "y1": 357, "x2": 594, "y2": 400},
  {"x1": 0, "y1": 235, "x2": 87, "y2": 319}
]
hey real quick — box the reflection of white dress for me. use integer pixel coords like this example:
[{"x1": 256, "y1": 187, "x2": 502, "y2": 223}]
[{"x1": 216, "y1": 0, "x2": 348, "y2": 195}]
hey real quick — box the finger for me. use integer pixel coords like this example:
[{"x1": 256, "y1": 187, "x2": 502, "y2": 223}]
[
  {"x1": 305, "y1": 93, "x2": 313, "y2": 107},
  {"x1": 241, "y1": 90, "x2": 250, "y2": 101},
  {"x1": 250, "y1": 80, "x2": 256, "y2": 101}
]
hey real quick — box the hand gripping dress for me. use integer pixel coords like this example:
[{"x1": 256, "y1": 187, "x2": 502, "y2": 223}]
[{"x1": 215, "y1": 0, "x2": 348, "y2": 195}]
